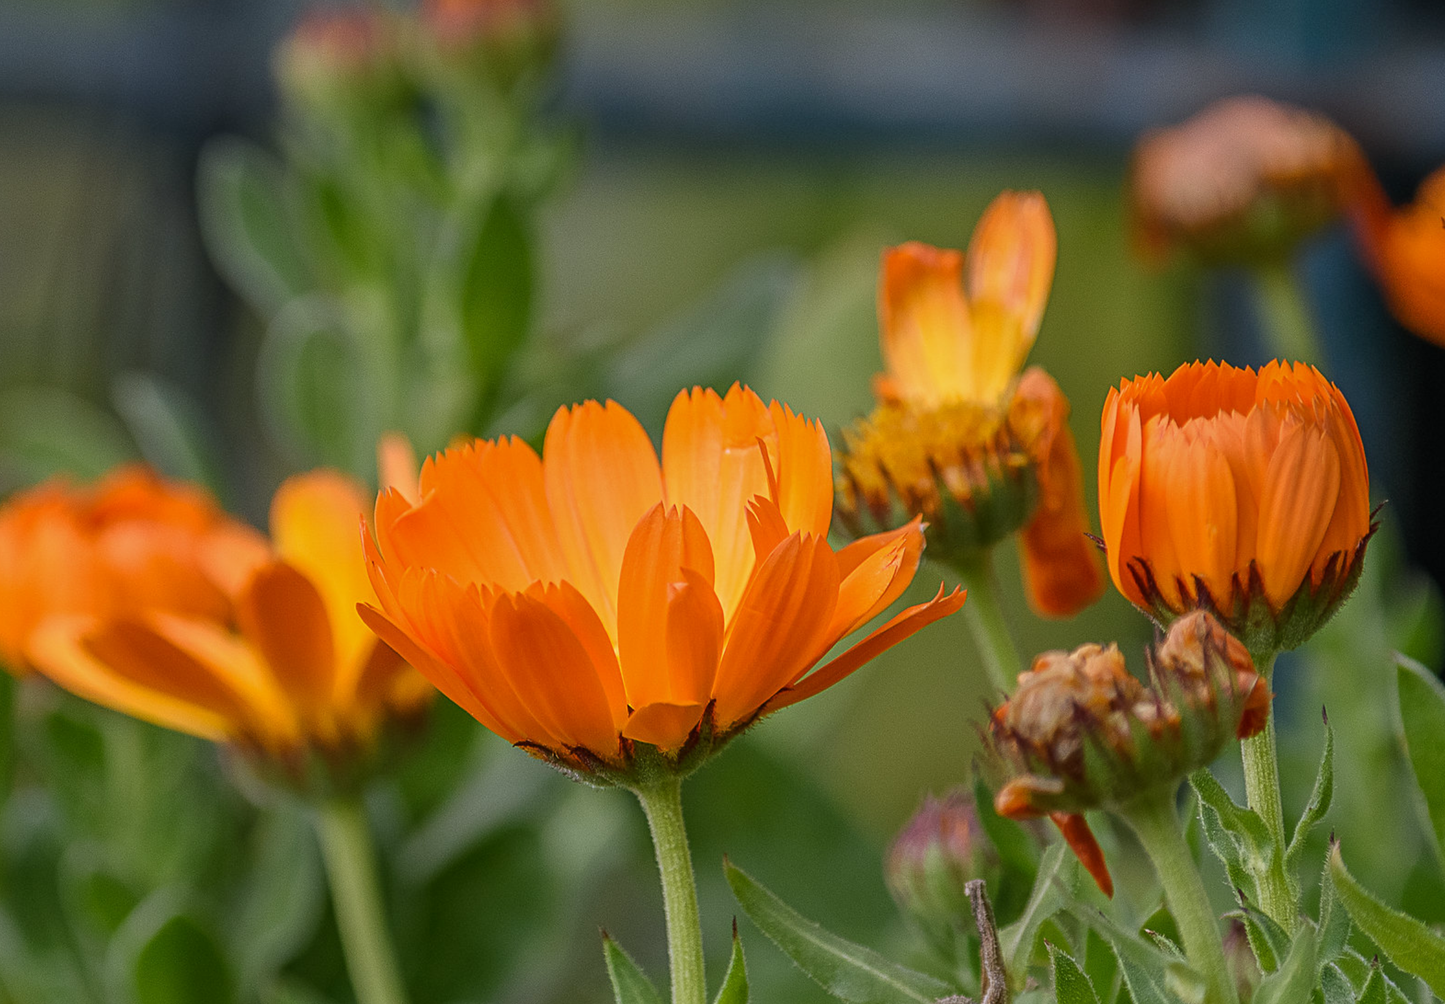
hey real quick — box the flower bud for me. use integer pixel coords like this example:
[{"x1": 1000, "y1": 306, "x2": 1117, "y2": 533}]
[
  {"x1": 1130, "y1": 95, "x2": 1368, "y2": 266},
  {"x1": 274, "y1": 8, "x2": 403, "y2": 117},
  {"x1": 885, "y1": 790, "x2": 1000, "y2": 942},
  {"x1": 421, "y1": 0, "x2": 559, "y2": 89}
]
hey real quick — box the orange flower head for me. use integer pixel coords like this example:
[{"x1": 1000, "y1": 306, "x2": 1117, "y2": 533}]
[
  {"x1": 1352, "y1": 166, "x2": 1445, "y2": 348},
  {"x1": 0, "y1": 466, "x2": 259, "y2": 675},
  {"x1": 27, "y1": 470, "x2": 430, "y2": 779},
  {"x1": 359, "y1": 384, "x2": 964, "y2": 783},
  {"x1": 989, "y1": 611, "x2": 1268, "y2": 895},
  {"x1": 1130, "y1": 95, "x2": 1368, "y2": 265},
  {"x1": 1099, "y1": 360, "x2": 1373, "y2": 656},
  {"x1": 836, "y1": 192, "x2": 1105, "y2": 618}
]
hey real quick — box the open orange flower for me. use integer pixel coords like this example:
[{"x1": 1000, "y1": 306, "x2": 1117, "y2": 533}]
[
  {"x1": 1099, "y1": 360, "x2": 1373, "y2": 655},
  {"x1": 1350, "y1": 165, "x2": 1445, "y2": 347},
  {"x1": 359, "y1": 384, "x2": 964, "y2": 778},
  {"x1": 26, "y1": 470, "x2": 428, "y2": 764},
  {"x1": 836, "y1": 191, "x2": 1104, "y2": 618},
  {"x1": 0, "y1": 466, "x2": 258, "y2": 674}
]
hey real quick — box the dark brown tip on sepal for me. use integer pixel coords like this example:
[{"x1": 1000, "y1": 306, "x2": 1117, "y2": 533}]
[{"x1": 1322, "y1": 705, "x2": 1329, "y2": 725}]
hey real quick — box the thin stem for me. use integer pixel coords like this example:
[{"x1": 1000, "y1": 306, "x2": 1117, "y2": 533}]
[
  {"x1": 315, "y1": 795, "x2": 410, "y2": 1004},
  {"x1": 1253, "y1": 261, "x2": 1322, "y2": 364},
  {"x1": 1239, "y1": 654, "x2": 1296, "y2": 933},
  {"x1": 951, "y1": 551, "x2": 1025, "y2": 695},
  {"x1": 1123, "y1": 793, "x2": 1238, "y2": 1004},
  {"x1": 634, "y1": 777, "x2": 706, "y2": 1004}
]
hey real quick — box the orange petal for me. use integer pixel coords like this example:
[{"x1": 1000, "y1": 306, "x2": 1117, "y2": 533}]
[
  {"x1": 544, "y1": 401, "x2": 663, "y2": 633},
  {"x1": 488, "y1": 591, "x2": 624, "y2": 759},
  {"x1": 236, "y1": 560, "x2": 336, "y2": 722},
  {"x1": 664, "y1": 569, "x2": 725, "y2": 707},
  {"x1": 828, "y1": 519, "x2": 924, "y2": 639},
  {"x1": 196, "y1": 522, "x2": 272, "y2": 600},
  {"x1": 1164, "y1": 431, "x2": 1238, "y2": 606},
  {"x1": 622, "y1": 701, "x2": 706, "y2": 751},
  {"x1": 528, "y1": 580, "x2": 627, "y2": 727},
  {"x1": 1050, "y1": 812, "x2": 1113, "y2": 899},
  {"x1": 1257, "y1": 420, "x2": 1340, "y2": 608},
  {"x1": 377, "y1": 432, "x2": 420, "y2": 504},
  {"x1": 767, "y1": 400, "x2": 833, "y2": 538},
  {"x1": 712, "y1": 534, "x2": 841, "y2": 728},
  {"x1": 879, "y1": 242, "x2": 973, "y2": 407},
  {"x1": 965, "y1": 191, "x2": 1057, "y2": 346},
  {"x1": 764, "y1": 584, "x2": 966, "y2": 715}
]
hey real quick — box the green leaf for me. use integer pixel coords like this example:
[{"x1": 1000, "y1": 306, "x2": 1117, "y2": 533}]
[
  {"x1": 1356, "y1": 962, "x2": 1387, "y2": 1004},
  {"x1": 1329, "y1": 843, "x2": 1445, "y2": 997},
  {"x1": 1395, "y1": 654, "x2": 1445, "y2": 865},
  {"x1": 1188, "y1": 770, "x2": 1274, "y2": 872},
  {"x1": 974, "y1": 776, "x2": 1040, "y2": 880},
  {"x1": 197, "y1": 137, "x2": 311, "y2": 315},
  {"x1": 1000, "y1": 843, "x2": 1077, "y2": 991},
  {"x1": 232, "y1": 804, "x2": 324, "y2": 995},
  {"x1": 724, "y1": 859, "x2": 951, "y2": 1003},
  {"x1": 128, "y1": 913, "x2": 236, "y2": 1004},
  {"x1": 1224, "y1": 905, "x2": 1291, "y2": 973},
  {"x1": 714, "y1": 922, "x2": 749, "y2": 1004},
  {"x1": 1109, "y1": 933, "x2": 1176, "y2": 1004},
  {"x1": 1318, "y1": 859, "x2": 1351, "y2": 965},
  {"x1": 1083, "y1": 927, "x2": 1120, "y2": 1004},
  {"x1": 453, "y1": 195, "x2": 534, "y2": 403},
  {"x1": 1049, "y1": 942, "x2": 1101, "y2": 1004},
  {"x1": 1252, "y1": 922, "x2": 1317, "y2": 1004},
  {"x1": 1197, "y1": 796, "x2": 1255, "y2": 904},
  {"x1": 602, "y1": 934, "x2": 663, "y2": 1004},
  {"x1": 0, "y1": 386, "x2": 134, "y2": 491},
  {"x1": 1285, "y1": 709, "x2": 1334, "y2": 876},
  {"x1": 1319, "y1": 963, "x2": 1354, "y2": 1004},
  {"x1": 111, "y1": 372, "x2": 225, "y2": 499}
]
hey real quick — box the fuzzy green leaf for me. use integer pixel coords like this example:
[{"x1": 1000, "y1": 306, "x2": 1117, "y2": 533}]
[
  {"x1": 1329, "y1": 844, "x2": 1445, "y2": 997},
  {"x1": 1319, "y1": 963, "x2": 1355, "y2": 1004},
  {"x1": 1000, "y1": 843, "x2": 1076, "y2": 991},
  {"x1": 1285, "y1": 710, "x2": 1334, "y2": 875},
  {"x1": 1189, "y1": 770, "x2": 1274, "y2": 870},
  {"x1": 1110, "y1": 933, "x2": 1176, "y2": 1004},
  {"x1": 1356, "y1": 962, "x2": 1387, "y2": 1004},
  {"x1": 1395, "y1": 654, "x2": 1445, "y2": 865},
  {"x1": 725, "y1": 859, "x2": 951, "y2": 1003},
  {"x1": 714, "y1": 923, "x2": 749, "y2": 1004},
  {"x1": 603, "y1": 934, "x2": 664, "y2": 1004},
  {"x1": 1083, "y1": 927, "x2": 1120, "y2": 1004},
  {"x1": 1049, "y1": 942, "x2": 1102, "y2": 1004},
  {"x1": 455, "y1": 195, "x2": 533, "y2": 401},
  {"x1": 1251, "y1": 922, "x2": 1317, "y2": 1004},
  {"x1": 1318, "y1": 860, "x2": 1351, "y2": 965},
  {"x1": 1197, "y1": 796, "x2": 1255, "y2": 903},
  {"x1": 1224, "y1": 905, "x2": 1291, "y2": 974}
]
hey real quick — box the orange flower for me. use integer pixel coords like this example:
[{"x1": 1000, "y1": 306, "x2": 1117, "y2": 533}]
[
  {"x1": 359, "y1": 384, "x2": 964, "y2": 778},
  {"x1": 1130, "y1": 95, "x2": 1367, "y2": 265},
  {"x1": 1099, "y1": 360, "x2": 1373, "y2": 654},
  {"x1": 0, "y1": 467, "x2": 258, "y2": 674},
  {"x1": 26, "y1": 470, "x2": 428, "y2": 763},
  {"x1": 1351, "y1": 166, "x2": 1445, "y2": 347},
  {"x1": 837, "y1": 191, "x2": 1104, "y2": 618}
]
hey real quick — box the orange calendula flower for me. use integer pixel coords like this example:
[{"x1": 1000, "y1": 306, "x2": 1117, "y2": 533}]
[
  {"x1": 26, "y1": 470, "x2": 428, "y2": 768},
  {"x1": 1130, "y1": 95, "x2": 1368, "y2": 265},
  {"x1": 1350, "y1": 165, "x2": 1445, "y2": 347},
  {"x1": 0, "y1": 466, "x2": 260, "y2": 675},
  {"x1": 836, "y1": 191, "x2": 1105, "y2": 618},
  {"x1": 989, "y1": 611, "x2": 1269, "y2": 895},
  {"x1": 1099, "y1": 360, "x2": 1373, "y2": 656},
  {"x1": 359, "y1": 384, "x2": 964, "y2": 781}
]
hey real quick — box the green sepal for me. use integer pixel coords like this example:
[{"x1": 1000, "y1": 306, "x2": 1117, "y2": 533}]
[
  {"x1": 1049, "y1": 941, "x2": 1102, "y2": 1004},
  {"x1": 714, "y1": 920, "x2": 749, "y2": 1004},
  {"x1": 724, "y1": 859, "x2": 951, "y2": 1004},
  {"x1": 1328, "y1": 842, "x2": 1445, "y2": 998},
  {"x1": 602, "y1": 932, "x2": 664, "y2": 1004}
]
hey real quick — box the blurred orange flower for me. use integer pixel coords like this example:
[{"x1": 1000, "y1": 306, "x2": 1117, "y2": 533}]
[
  {"x1": 26, "y1": 470, "x2": 428, "y2": 761},
  {"x1": 0, "y1": 467, "x2": 258, "y2": 674},
  {"x1": 359, "y1": 384, "x2": 964, "y2": 775},
  {"x1": 1351, "y1": 166, "x2": 1445, "y2": 347},
  {"x1": 1099, "y1": 360, "x2": 1372, "y2": 653},
  {"x1": 837, "y1": 191, "x2": 1104, "y2": 618}
]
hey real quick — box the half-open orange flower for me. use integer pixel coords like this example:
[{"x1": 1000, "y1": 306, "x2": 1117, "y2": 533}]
[
  {"x1": 836, "y1": 192, "x2": 1104, "y2": 618},
  {"x1": 0, "y1": 466, "x2": 258, "y2": 674},
  {"x1": 1099, "y1": 360, "x2": 1372, "y2": 654},
  {"x1": 1350, "y1": 165, "x2": 1445, "y2": 347},
  {"x1": 27, "y1": 470, "x2": 428, "y2": 763},
  {"x1": 359, "y1": 384, "x2": 964, "y2": 778}
]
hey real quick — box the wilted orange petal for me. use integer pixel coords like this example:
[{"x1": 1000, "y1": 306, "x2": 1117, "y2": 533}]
[
  {"x1": 237, "y1": 561, "x2": 336, "y2": 719},
  {"x1": 1050, "y1": 812, "x2": 1114, "y2": 899},
  {"x1": 544, "y1": 401, "x2": 663, "y2": 633},
  {"x1": 765, "y1": 584, "x2": 966, "y2": 714}
]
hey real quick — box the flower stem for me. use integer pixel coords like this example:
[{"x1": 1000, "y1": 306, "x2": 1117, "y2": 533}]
[
  {"x1": 1239, "y1": 653, "x2": 1296, "y2": 933},
  {"x1": 1253, "y1": 260, "x2": 1322, "y2": 364},
  {"x1": 951, "y1": 550, "x2": 1025, "y2": 695},
  {"x1": 634, "y1": 777, "x2": 706, "y2": 1004},
  {"x1": 1123, "y1": 793, "x2": 1237, "y2": 1004},
  {"x1": 315, "y1": 795, "x2": 409, "y2": 1004}
]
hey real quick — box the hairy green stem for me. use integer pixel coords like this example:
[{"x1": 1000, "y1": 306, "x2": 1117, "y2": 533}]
[
  {"x1": 1253, "y1": 261, "x2": 1322, "y2": 364},
  {"x1": 315, "y1": 796, "x2": 409, "y2": 1004},
  {"x1": 1239, "y1": 654, "x2": 1296, "y2": 933},
  {"x1": 951, "y1": 551, "x2": 1025, "y2": 695},
  {"x1": 1123, "y1": 793, "x2": 1237, "y2": 1004},
  {"x1": 634, "y1": 777, "x2": 706, "y2": 1004}
]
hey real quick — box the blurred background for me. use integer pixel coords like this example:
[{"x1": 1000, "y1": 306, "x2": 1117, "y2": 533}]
[{"x1": 1, "y1": 0, "x2": 1444, "y2": 1001}]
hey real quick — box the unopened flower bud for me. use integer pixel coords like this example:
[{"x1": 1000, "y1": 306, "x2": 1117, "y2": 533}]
[
  {"x1": 275, "y1": 8, "x2": 402, "y2": 115},
  {"x1": 886, "y1": 790, "x2": 1000, "y2": 941}
]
